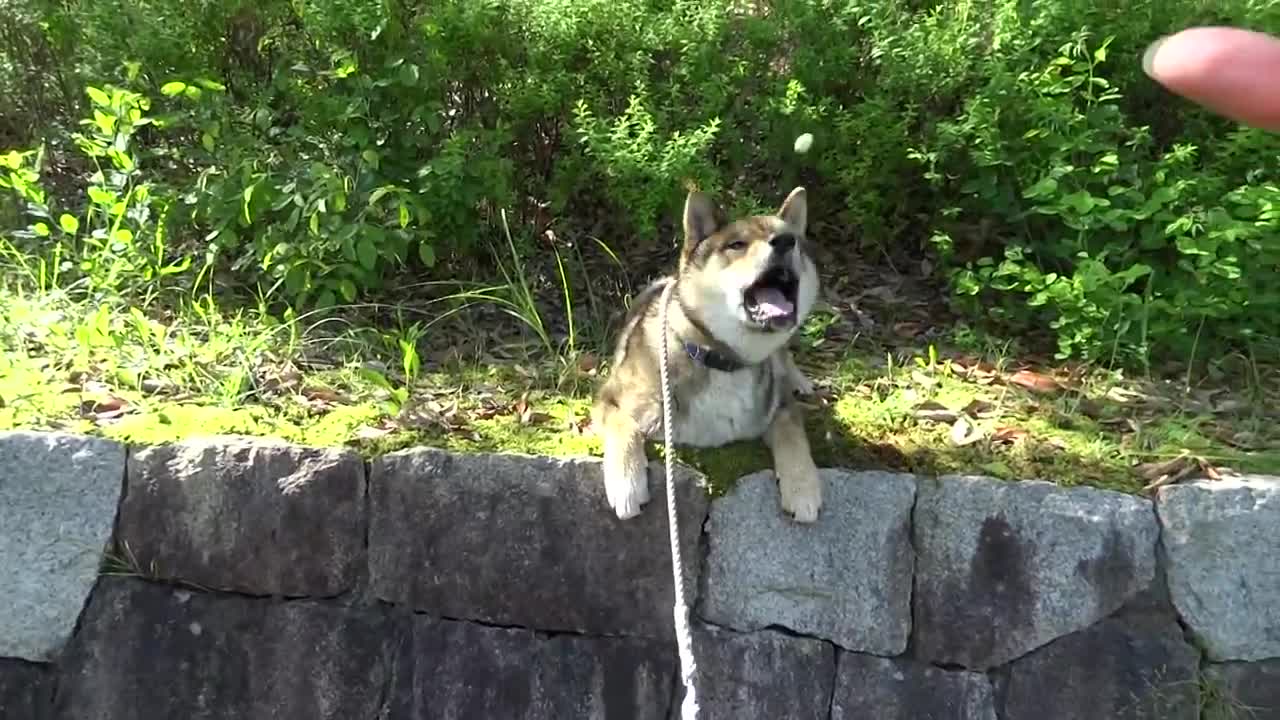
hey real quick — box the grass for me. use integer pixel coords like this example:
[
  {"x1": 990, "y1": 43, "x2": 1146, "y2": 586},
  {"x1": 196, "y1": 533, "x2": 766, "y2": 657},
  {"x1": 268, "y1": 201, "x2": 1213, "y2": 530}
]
[{"x1": 2, "y1": 279, "x2": 1276, "y2": 499}]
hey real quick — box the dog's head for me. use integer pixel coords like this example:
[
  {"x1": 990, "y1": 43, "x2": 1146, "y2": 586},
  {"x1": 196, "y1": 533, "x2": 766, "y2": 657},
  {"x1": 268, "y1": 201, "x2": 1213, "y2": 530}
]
[{"x1": 678, "y1": 187, "x2": 817, "y2": 340}]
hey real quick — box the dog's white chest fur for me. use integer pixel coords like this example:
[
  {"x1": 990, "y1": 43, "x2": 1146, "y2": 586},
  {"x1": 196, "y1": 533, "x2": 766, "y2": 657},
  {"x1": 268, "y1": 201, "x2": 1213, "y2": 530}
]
[{"x1": 673, "y1": 366, "x2": 775, "y2": 447}]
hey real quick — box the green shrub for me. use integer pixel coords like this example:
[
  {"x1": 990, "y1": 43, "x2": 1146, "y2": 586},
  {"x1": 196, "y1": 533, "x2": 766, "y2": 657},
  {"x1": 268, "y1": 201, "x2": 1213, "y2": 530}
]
[
  {"x1": 1, "y1": 0, "x2": 1276, "y2": 366},
  {"x1": 918, "y1": 29, "x2": 1280, "y2": 364}
]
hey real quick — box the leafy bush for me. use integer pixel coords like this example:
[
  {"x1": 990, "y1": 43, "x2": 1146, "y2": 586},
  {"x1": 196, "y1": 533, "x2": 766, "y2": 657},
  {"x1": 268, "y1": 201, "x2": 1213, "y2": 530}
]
[
  {"x1": 917, "y1": 29, "x2": 1280, "y2": 364},
  {"x1": 1, "y1": 0, "x2": 1277, "y2": 366}
]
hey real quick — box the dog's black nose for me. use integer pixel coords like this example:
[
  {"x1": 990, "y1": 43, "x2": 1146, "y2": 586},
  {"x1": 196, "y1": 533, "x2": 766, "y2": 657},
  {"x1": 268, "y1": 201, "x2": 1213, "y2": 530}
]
[{"x1": 770, "y1": 233, "x2": 796, "y2": 253}]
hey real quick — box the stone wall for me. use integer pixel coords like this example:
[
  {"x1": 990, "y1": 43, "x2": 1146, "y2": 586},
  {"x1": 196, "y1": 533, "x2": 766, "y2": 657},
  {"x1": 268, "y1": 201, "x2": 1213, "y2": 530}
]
[{"x1": 0, "y1": 429, "x2": 1277, "y2": 720}]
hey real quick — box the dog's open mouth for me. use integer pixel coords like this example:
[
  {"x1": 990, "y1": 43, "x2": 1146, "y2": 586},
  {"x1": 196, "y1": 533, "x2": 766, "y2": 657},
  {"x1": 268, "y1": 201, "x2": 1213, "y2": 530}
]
[{"x1": 744, "y1": 266, "x2": 799, "y2": 328}]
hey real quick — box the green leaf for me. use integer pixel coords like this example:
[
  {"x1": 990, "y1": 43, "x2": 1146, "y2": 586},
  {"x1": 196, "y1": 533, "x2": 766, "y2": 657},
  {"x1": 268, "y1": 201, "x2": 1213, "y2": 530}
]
[
  {"x1": 398, "y1": 201, "x2": 410, "y2": 229},
  {"x1": 58, "y1": 214, "x2": 80, "y2": 234},
  {"x1": 33, "y1": 222, "x2": 50, "y2": 237},
  {"x1": 195, "y1": 78, "x2": 227, "y2": 92},
  {"x1": 284, "y1": 266, "x2": 308, "y2": 295},
  {"x1": 202, "y1": 133, "x2": 215, "y2": 152},
  {"x1": 357, "y1": 238, "x2": 378, "y2": 270},
  {"x1": 309, "y1": 212, "x2": 319, "y2": 235},
  {"x1": 242, "y1": 183, "x2": 256, "y2": 224},
  {"x1": 88, "y1": 186, "x2": 115, "y2": 205},
  {"x1": 1023, "y1": 177, "x2": 1058, "y2": 199},
  {"x1": 183, "y1": 85, "x2": 204, "y2": 100},
  {"x1": 160, "y1": 81, "x2": 187, "y2": 97},
  {"x1": 361, "y1": 149, "x2": 379, "y2": 168},
  {"x1": 86, "y1": 86, "x2": 110, "y2": 106},
  {"x1": 368, "y1": 184, "x2": 398, "y2": 206},
  {"x1": 112, "y1": 228, "x2": 134, "y2": 243},
  {"x1": 337, "y1": 278, "x2": 358, "y2": 303},
  {"x1": 417, "y1": 242, "x2": 436, "y2": 267}
]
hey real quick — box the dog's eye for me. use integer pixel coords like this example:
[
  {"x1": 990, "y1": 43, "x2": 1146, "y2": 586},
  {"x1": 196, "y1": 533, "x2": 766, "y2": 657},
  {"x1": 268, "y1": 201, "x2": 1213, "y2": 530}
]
[{"x1": 725, "y1": 240, "x2": 747, "y2": 251}]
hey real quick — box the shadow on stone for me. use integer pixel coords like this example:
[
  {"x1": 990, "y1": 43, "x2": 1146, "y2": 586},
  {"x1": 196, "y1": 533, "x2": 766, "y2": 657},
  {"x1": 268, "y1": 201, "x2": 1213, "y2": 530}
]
[
  {"x1": 0, "y1": 657, "x2": 52, "y2": 720},
  {"x1": 913, "y1": 475, "x2": 1158, "y2": 669},
  {"x1": 370, "y1": 449, "x2": 707, "y2": 639},
  {"x1": 387, "y1": 616, "x2": 674, "y2": 719},
  {"x1": 832, "y1": 653, "x2": 996, "y2": 720},
  {"x1": 997, "y1": 610, "x2": 1199, "y2": 720},
  {"x1": 119, "y1": 438, "x2": 366, "y2": 597},
  {"x1": 54, "y1": 577, "x2": 395, "y2": 720},
  {"x1": 678, "y1": 623, "x2": 835, "y2": 720}
]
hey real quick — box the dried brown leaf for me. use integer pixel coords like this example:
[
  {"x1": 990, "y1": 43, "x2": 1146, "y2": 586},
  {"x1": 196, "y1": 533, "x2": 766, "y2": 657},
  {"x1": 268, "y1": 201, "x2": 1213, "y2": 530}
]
[
  {"x1": 893, "y1": 321, "x2": 922, "y2": 338},
  {"x1": 302, "y1": 386, "x2": 341, "y2": 403},
  {"x1": 914, "y1": 401, "x2": 958, "y2": 424},
  {"x1": 354, "y1": 424, "x2": 395, "y2": 440},
  {"x1": 910, "y1": 369, "x2": 938, "y2": 388},
  {"x1": 991, "y1": 426, "x2": 1030, "y2": 444},
  {"x1": 1135, "y1": 452, "x2": 1192, "y2": 483},
  {"x1": 1007, "y1": 369, "x2": 1060, "y2": 395},
  {"x1": 961, "y1": 398, "x2": 998, "y2": 418}
]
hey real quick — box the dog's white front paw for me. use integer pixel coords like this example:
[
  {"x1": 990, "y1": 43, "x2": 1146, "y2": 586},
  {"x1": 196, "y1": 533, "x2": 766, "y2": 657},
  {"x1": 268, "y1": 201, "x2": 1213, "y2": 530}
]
[
  {"x1": 605, "y1": 466, "x2": 650, "y2": 520},
  {"x1": 792, "y1": 373, "x2": 815, "y2": 397},
  {"x1": 778, "y1": 468, "x2": 822, "y2": 523}
]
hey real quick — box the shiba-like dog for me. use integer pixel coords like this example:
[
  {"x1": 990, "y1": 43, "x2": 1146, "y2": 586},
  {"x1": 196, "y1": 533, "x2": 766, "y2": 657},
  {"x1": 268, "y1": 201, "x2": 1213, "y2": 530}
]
[{"x1": 592, "y1": 187, "x2": 823, "y2": 522}]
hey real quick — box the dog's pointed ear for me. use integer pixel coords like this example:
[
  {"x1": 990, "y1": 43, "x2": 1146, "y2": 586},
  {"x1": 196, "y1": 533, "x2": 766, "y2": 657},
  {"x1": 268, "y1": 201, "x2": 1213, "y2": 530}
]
[
  {"x1": 778, "y1": 187, "x2": 807, "y2": 235},
  {"x1": 682, "y1": 190, "x2": 722, "y2": 259}
]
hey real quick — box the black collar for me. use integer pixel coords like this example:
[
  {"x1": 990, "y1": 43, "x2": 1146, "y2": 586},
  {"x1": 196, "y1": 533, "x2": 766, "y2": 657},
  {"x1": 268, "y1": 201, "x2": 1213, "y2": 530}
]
[{"x1": 682, "y1": 340, "x2": 746, "y2": 372}]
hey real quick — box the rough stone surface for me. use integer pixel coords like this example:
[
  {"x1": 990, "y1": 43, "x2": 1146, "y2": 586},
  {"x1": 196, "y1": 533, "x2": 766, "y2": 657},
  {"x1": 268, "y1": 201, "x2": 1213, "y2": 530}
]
[
  {"x1": 0, "y1": 658, "x2": 51, "y2": 720},
  {"x1": 54, "y1": 578, "x2": 394, "y2": 720},
  {"x1": 119, "y1": 438, "x2": 365, "y2": 597},
  {"x1": 913, "y1": 475, "x2": 1158, "y2": 669},
  {"x1": 370, "y1": 449, "x2": 708, "y2": 638},
  {"x1": 999, "y1": 608, "x2": 1199, "y2": 720},
  {"x1": 682, "y1": 624, "x2": 835, "y2": 720},
  {"x1": 388, "y1": 616, "x2": 673, "y2": 719},
  {"x1": 700, "y1": 469, "x2": 915, "y2": 654},
  {"x1": 1157, "y1": 476, "x2": 1280, "y2": 661},
  {"x1": 0, "y1": 431, "x2": 125, "y2": 661},
  {"x1": 1204, "y1": 660, "x2": 1280, "y2": 720},
  {"x1": 832, "y1": 653, "x2": 996, "y2": 720}
]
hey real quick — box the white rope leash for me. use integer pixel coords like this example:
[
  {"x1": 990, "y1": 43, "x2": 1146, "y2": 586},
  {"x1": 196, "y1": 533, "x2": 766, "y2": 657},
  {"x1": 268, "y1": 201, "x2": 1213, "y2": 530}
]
[{"x1": 658, "y1": 279, "x2": 700, "y2": 719}]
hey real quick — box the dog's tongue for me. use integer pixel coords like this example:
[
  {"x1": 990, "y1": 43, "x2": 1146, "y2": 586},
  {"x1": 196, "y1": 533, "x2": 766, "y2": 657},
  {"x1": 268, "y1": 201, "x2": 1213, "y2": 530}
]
[{"x1": 753, "y1": 287, "x2": 794, "y2": 318}]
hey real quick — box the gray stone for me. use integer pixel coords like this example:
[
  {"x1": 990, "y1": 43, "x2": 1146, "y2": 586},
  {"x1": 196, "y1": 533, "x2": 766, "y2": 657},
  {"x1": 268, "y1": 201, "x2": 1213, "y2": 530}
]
[
  {"x1": 700, "y1": 470, "x2": 915, "y2": 655},
  {"x1": 370, "y1": 449, "x2": 708, "y2": 639},
  {"x1": 683, "y1": 624, "x2": 835, "y2": 720},
  {"x1": 913, "y1": 475, "x2": 1158, "y2": 669},
  {"x1": 1000, "y1": 611, "x2": 1199, "y2": 720},
  {"x1": 54, "y1": 577, "x2": 394, "y2": 720},
  {"x1": 832, "y1": 654, "x2": 996, "y2": 720},
  {"x1": 1204, "y1": 660, "x2": 1280, "y2": 720},
  {"x1": 1157, "y1": 476, "x2": 1280, "y2": 661},
  {"x1": 119, "y1": 438, "x2": 365, "y2": 597},
  {"x1": 0, "y1": 431, "x2": 125, "y2": 661},
  {"x1": 387, "y1": 616, "x2": 674, "y2": 719},
  {"x1": 0, "y1": 658, "x2": 51, "y2": 720}
]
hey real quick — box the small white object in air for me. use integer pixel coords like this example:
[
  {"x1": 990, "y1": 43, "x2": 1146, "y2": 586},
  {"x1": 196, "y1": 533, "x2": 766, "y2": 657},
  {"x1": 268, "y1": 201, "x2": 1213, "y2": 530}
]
[{"x1": 794, "y1": 133, "x2": 814, "y2": 154}]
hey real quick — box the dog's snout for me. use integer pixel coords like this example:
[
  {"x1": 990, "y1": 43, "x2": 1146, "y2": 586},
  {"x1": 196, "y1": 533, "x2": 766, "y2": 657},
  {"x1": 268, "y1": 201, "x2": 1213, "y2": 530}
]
[{"x1": 770, "y1": 233, "x2": 796, "y2": 253}]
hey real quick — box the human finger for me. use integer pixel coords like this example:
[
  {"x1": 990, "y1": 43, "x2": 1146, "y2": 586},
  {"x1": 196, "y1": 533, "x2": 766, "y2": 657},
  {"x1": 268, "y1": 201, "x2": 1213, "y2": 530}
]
[{"x1": 1143, "y1": 26, "x2": 1280, "y2": 131}]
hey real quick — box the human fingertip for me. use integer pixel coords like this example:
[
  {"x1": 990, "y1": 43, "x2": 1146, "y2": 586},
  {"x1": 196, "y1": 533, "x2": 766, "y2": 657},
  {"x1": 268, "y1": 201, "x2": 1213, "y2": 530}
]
[{"x1": 1141, "y1": 35, "x2": 1170, "y2": 79}]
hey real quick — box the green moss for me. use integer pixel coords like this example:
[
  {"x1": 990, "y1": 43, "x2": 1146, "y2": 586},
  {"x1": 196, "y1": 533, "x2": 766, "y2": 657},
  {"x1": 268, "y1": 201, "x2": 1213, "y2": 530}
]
[{"x1": 3, "y1": 308, "x2": 1274, "y2": 497}]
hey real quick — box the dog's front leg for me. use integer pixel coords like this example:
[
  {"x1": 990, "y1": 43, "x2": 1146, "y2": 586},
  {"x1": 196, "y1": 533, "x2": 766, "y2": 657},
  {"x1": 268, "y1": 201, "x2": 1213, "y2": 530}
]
[
  {"x1": 764, "y1": 404, "x2": 822, "y2": 523},
  {"x1": 600, "y1": 407, "x2": 650, "y2": 519},
  {"x1": 783, "y1": 351, "x2": 815, "y2": 396}
]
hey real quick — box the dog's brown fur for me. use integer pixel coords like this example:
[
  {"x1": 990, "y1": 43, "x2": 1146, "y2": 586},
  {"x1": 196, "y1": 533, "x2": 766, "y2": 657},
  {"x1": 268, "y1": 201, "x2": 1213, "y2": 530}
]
[{"x1": 592, "y1": 187, "x2": 823, "y2": 522}]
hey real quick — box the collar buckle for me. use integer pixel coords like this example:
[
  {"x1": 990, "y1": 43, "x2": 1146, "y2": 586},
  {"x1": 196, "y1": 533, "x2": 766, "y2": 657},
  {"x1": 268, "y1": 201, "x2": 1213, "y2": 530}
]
[{"x1": 682, "y1": 341, "x2": 746, "y2": 372}]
